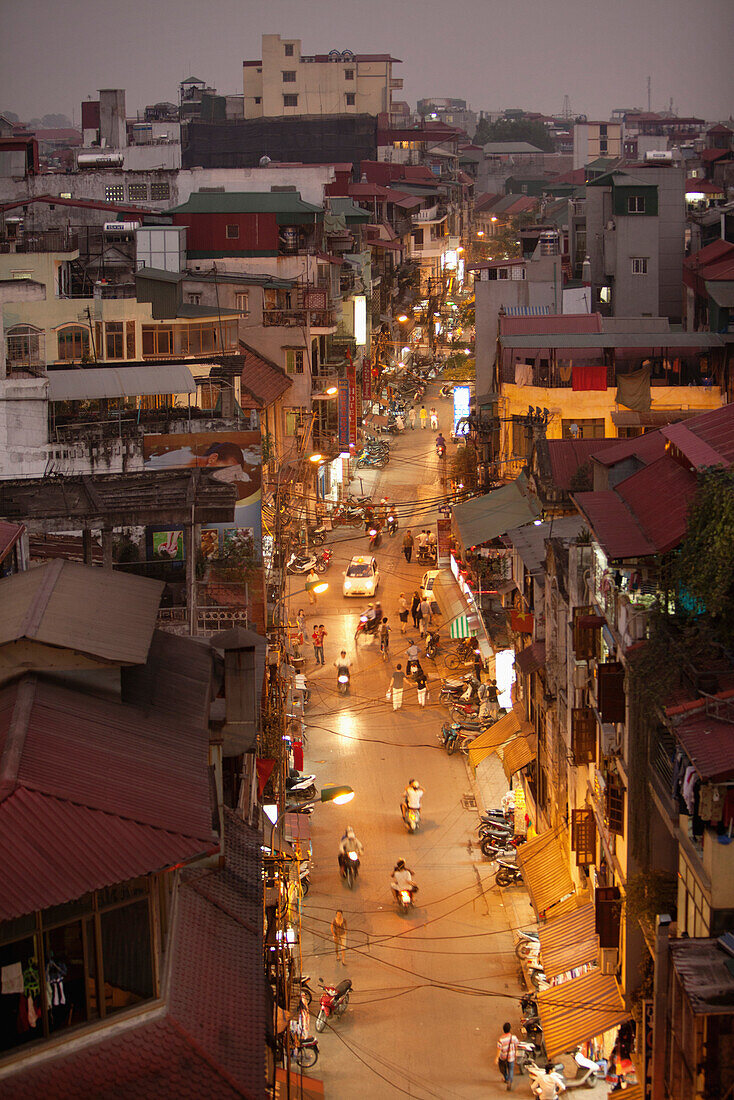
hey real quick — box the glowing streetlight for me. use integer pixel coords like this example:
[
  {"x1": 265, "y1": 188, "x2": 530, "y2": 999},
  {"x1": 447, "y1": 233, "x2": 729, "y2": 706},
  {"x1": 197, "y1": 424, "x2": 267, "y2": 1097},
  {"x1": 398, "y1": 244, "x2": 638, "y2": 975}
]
[
  {"x1": 397, "y1": 314, "x2": 408, "y2": 323},
  {"x1": 309, "y1": 453, "x2": 324, "y2": 463}
]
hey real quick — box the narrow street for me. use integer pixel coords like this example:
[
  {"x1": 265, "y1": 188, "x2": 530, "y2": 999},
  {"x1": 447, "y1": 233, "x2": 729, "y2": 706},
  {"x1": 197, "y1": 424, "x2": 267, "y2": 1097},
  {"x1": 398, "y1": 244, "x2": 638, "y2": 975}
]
[{"x1": 289, "y1": 390, "x2": 533, "y2": 1098}]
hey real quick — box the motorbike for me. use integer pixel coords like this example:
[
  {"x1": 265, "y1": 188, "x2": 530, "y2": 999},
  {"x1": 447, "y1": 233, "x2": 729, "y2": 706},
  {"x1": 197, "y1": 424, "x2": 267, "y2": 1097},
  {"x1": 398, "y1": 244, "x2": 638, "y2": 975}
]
[
  {"x1": 562, "y1": 1049, "x2": 603, "y2": 1089},
  {"x1": 403, "y1": 805, "x2": 421, "y2": 833},
  {"x1": 439, "y1": 722, "x2": 476, "y2": 756},
  {"x1": 356, "y1": 451, "x2": 388, "y2": 468},
  {"x1": 436, "y1": 441, "x2": 446, "y2": 459},
  {"x1": 340, "y1": 850, "x2": 360, "y2": 889},
  {"x1": 368, "y1": 527, "x2": 382, "y2": 550},
  {"x1": 337, "y1": 667, "x2": 350, "y2": 694},
  {"x1": 286, "y1": 772, "x2": 317, "y2": 801},
  {"x1": 315, "y1": 547, "x2": 332, "y2": 574},
  {"x1": 296, "y1": 973, "x2": 314, "y2": 1005},
  {"x1": 439, "y1": 384, "x2": 454, "y2": 398},
  {"x1": 417, "y1": 544, "x2": 437, "y2": 564},
  {"x1": 387, "y1": 513, "x2": 398, "y2": 536},
  {"x1": 394, "y1": 884, "x2": 416, "y2": 913},
  {"x1": 308, "y1": 525, "x2": 327, "y2": 546},
  {"x1": 425, "y1": 629, "x2": 440, "y2": 659},
  {"x1": 439, "y1": 674, "x2": 479, "y2": 701},
  {"x1": 495, "y1": 859, "x2": 524, "y2": 887},
  {"x1": 526, "y1": 1059, "x2": 566, "y2": 1095},
  {"x1": 482, "y1": 833, "x2": 526, "y2": 860},
  {"x1": 354, "y1": 614, "x2": 381, "y2": 642},
  {"x1": 286, "y1": 550, "x2": 318, "y2": 575},
  {"x1": 315, "y1": 978, "x2": 352, "y2": 1032},
  {"x1": 291, "y1": 1034, "x2": 319, "y2": 1069}
]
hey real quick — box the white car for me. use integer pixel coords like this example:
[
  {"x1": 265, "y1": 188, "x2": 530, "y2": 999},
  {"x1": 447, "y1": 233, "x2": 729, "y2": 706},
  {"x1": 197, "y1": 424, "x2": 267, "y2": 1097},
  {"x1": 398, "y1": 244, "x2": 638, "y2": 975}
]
[
  {"x1": 420, "y1": 569, "x2": 441, "y2": 615},
  {"x1": 343, "y1": 555, "x2": 380, "y2": 597}
]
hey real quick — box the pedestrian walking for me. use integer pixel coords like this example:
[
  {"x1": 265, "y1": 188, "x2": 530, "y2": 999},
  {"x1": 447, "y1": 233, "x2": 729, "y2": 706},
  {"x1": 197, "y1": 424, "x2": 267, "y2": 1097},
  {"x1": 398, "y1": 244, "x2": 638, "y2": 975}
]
[
  {"x1": 402, "y1": 529, "x2": 414, "y2": 564},
  {"x1": 419, "y1": 405, "x2": 428, "y2": 430},
  {"x1": 379, "y1": 617, "x2": 390, "y2": 660},
  {"x1": 305, "y1": 570, "x2": 319, "y2": 605},
  {"x1": 473, "y1": 645, "x2": 485, "y2": 682},
  {"x1": 419, "y1": 596, "x2": 432, "y2": 635},
  {"x1": 408, "y1": 407, "x2": 416, "y2": 430},
  {"x1": 296, "y1": 608, "x2": 306, "y2": 635},
  {"x1": 429, "y1": 406, "x2": 438, "y2": 431},
  {"x1": 331, "y1": 910, "x2": 348, "y2": 963},
  {"x1": 396, "y1": 413, "x2": 405, "y2": 432},
  {"x1": 387, "y1": 664, "x2": 405, "y2": 710},
  {"x1": 397, "y1": 593, "x2": 409, "y2": 633},
  {"x1": 495, "y1": 1022, "x2": 519, "y2": 1091},
  {"x1": 411, "y1": 591, "x2": 422, "y2": 630},
  {"x1": 414, "y1": 666, "x2": 428, "y2": 707},
  {"x1": 312, "y1": 624, "x2": 327, "y2": 665}
]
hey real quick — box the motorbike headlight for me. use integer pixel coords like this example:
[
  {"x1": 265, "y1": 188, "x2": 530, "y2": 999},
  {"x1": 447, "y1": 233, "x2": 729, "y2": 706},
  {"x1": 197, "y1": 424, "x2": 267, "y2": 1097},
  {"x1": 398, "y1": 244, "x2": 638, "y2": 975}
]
[{"x1": 348, "y1": 852, "x2": 358, "y2": 861}]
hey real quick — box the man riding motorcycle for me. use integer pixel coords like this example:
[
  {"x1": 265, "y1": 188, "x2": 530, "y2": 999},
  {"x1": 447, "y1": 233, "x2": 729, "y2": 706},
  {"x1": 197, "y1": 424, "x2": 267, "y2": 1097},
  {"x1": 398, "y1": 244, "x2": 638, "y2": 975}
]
[
  {"x1": 338, "y1": 826, "x2": 364, "y2": 876},
  {"x1": 390, "y1": 859, "x2": 417, "y2": 899},
  {"x1": 401, "y1": 779, "x2": 424, "y2": 823}
]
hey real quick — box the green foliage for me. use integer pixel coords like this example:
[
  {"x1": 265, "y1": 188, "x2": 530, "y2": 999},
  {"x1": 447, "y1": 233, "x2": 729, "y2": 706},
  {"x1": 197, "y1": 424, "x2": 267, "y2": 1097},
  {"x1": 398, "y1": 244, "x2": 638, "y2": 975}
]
[
  {"x1": 675, "y1": 467, "x2": 734, "y2": 645},
  {"x1": 625, "y1": 870, "x2": 677, "y2": 944},
  {"x1": 473, "y1": 117, "x2": 555, "y2": 152}
]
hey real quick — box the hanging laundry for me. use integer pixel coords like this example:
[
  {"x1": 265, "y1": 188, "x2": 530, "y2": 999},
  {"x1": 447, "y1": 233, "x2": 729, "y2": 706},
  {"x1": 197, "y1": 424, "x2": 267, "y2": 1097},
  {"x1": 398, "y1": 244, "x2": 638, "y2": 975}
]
[
  {"x1": 1, "y1": 962, "x2": 23, "y2": 995},
  {"x1": 572, "y1": 364, "x2": 607, "y2": 391},
  {"x1": 559, "y1": 364, "x2": 572, "y2": 383},
  {"x1": 46, "y1": 958, "x2": 67, "y2": 1006},
  {"x1": 681, "y1": 765, "x2": 697, "y2": 814},
  {"x1": 514, "y1": 361, "x2": 534, "y2": 386}
]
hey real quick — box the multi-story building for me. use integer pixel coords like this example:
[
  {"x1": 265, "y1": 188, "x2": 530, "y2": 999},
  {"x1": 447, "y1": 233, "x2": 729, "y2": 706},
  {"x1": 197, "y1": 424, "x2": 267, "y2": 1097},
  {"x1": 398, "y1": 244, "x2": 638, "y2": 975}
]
[
  {"x1": 573, "y1": 121, "x2": 623, "y2": 170},
  {"x1": 242, "y1": 34, "x2": 401, "y2": 119}
]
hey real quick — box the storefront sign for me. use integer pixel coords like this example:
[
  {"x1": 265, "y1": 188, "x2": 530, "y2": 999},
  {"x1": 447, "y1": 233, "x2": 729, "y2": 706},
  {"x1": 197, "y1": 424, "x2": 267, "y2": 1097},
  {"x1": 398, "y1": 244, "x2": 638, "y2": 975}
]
[
  {"x1": 453, "y1": 385, "x2": 471, "y2": 435},
  {"x1": 337, "y1": 378, "x2": 350, "y2": 446},
  {"x1": 513, "y1": 783, "x2": 527, "y2": 835},
  {"x1": 641, "y1": 998, "x2": 653, "y2": 1098},
  {"x1": 347, "y1": 360, "x2": 358, "y2": 442},
  {"x1": 362, "y1": 356, "x2": 372, "y2": 402}
]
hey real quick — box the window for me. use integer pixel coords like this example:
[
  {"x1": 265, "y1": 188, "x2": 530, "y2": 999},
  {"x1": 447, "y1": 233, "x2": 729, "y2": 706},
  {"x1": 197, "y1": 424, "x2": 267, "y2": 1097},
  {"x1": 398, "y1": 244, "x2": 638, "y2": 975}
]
[
  {"x1": 105, "y1": 322, "x2": 124, "y2": 360},
  {"x1": 627, "y1": 195, "x2": 645, "y2": 214},
  {"x1": 127, "y1": 182, "x2": 148, "y2": 201},
  {"x1": 57, "y1": 324, "x2": 90, "y2": 362},
  {"x1": 571, "y1": 709, "x2": 597, "y2": 765},
  {"x1": 599, "y1": 140, "x2": 608, "y2": 154},
  {"x1": 284, "y1": 43, "x2": 294, "y2": 56},
  {"x1": 283, "y1": 94, "x2": 298, "y2": 108},
  {"x1": 562, "y1": 417, "x2": 605, "y2": 440},
  {"x1": 285, "y1": 407, "x2": 308, "y2": 435},
  {"x1": 631, "y1": 257, "x2": 648, "y2": 275},
  {"x1": 344, "y1": 69, "x2": 354, "y2": 80},
  {"x1": 142, "y1": 320, "x2": 238, "y2": 358},
  {"x1": 346, "y1": 93, "x2": 356, "y2": 106},
  {"x1": 255, "y1": 97, "x2": 261, "y2": 105},
  {"x1": 225, "y1": 224, "x2": 240, "y2": 239},
  {"x1": 571, "y1": 807, "x2": 596, "y2": 866},
  {"x1": 235, "y1": 292, "x2": 249, "y2": 315},
  {"x1": 126, "y1": 320, "x2": 136, "y2": 359},
  {"x1": 105, "y1": 185, "x2": 124, "y2": 203},
  {"x1": 6, "y1": 324, "x2": 43, "y2": 369},
  {"x1": 150, "y1": 181, "x2": 170, "y2": 201},
  {"x1": 282, "y1": 71, "x2": 297, "y2": 82},
  {"x1": 606, "y1": 776, "x2": 625, "y2": 836},
  {"x1": 285, "y1": 349, "x2": 304, "y2": 374},
  {"x1": 597, "y1": 661, "x2": 626, "y2": 723},
  {"x1": 599, "y1": 123, "x2": 607, "y2": 136},
  {"x1": 187, "y1": 293, "x2": 202, "y2": 305}
]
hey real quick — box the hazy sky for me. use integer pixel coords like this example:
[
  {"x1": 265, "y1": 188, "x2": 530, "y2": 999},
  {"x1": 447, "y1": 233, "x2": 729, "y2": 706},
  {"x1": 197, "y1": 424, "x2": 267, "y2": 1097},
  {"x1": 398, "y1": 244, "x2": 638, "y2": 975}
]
[{"x1": 1, "y1": 0, "x2": 732, "y2": 125}]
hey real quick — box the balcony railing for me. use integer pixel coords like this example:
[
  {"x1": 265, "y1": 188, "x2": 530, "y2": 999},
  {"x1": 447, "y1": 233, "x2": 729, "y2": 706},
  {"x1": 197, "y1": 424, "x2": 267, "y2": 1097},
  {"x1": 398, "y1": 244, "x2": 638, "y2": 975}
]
[
  {"x1": 263, "y1": 307, "x2": 336, "y2": 328},
  {"x1": 0, "y1": 231, "x2": 78, "y2": 254}
]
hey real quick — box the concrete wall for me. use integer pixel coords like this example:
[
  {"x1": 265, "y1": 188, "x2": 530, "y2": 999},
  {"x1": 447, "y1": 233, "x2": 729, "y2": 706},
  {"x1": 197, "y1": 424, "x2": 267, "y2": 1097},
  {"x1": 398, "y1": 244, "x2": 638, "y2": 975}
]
[{"x1": 636, "y1": 163, "x2": 685, "y2": 323}]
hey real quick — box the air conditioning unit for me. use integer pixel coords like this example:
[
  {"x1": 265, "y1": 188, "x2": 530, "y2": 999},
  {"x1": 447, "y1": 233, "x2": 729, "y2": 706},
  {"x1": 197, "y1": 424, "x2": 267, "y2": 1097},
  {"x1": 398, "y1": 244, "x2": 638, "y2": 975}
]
[
  {"x1": 600, "y1": 947, "x2": 619, "y2": 975},
  {"x1": 573, "y1": 664, "x2": 588, "y2": 689}
]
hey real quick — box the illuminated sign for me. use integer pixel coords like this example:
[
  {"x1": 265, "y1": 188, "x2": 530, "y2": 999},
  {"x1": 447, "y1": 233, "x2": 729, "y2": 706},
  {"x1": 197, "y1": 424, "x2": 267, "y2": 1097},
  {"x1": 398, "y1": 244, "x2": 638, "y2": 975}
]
[
  {"x1": 337, "y1": 379, "x2": 350, "y2": 446},
  {"x1": 443, "y1": 250, "x2": 458, "y2": 270},
  {"x1": 453, "y1": 385, "x2": 471, "y2": 435},
  {"x1": 353, "y1": 295, "x2": 367, "y2": 346}
]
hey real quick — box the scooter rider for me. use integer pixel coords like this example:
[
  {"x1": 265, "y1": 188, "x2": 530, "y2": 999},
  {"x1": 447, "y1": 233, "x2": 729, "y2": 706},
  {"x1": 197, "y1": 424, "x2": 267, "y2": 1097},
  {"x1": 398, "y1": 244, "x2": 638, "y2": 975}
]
[
  {"x1": 531, "y1": 1063, "x2": 566, "y2": 1098},
  {"x1": 435, "y1": 432, "x2": 446, "y2": 457},
  {"x1": 390, "y1": 859, "x2": 417, "y2": 898},
  {"x1": 338, "y1": 826, "x2": 364, "y2": 876},
  {"x1": 401, "y1": 778, "x2": 424, "y2": 822},
  {"x1": 334, "y1": 650, "x2": 352, "y2": 688}
]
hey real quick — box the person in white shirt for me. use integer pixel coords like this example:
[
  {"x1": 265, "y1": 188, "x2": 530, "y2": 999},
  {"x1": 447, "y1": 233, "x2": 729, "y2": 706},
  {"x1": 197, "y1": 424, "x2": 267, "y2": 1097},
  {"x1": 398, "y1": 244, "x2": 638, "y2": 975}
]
[
  {"x1": 338, "y1": 826, "x2": 364, "y2": 876},
  {"x1": 531, "y1": 1063, "x2": 566, "y2": 1098},
  {"x1": 401, "y1": 778, "x2": 424, "y2": 821},
  {"x1": 390, "y1": 859, "x2": 417, "y2": 897}
]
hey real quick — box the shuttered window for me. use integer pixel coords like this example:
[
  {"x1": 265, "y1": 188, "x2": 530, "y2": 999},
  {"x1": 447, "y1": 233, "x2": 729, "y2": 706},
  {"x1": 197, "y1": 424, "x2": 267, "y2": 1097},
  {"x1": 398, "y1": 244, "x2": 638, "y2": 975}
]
[
  {"x1": 598, "y1": 661, "x2": 626, "y2": 723},
  {"x1": 595, "y1": 885, "x2": 622, "y2": 948},
  {"x1": 571, "y1": 807, "x2": 596, "y2": 866},
  {"x1": 125, "y1": 321, "x2": 136, "y2": 359},
  {"x1": 571, "y1": 708, "x2": 597, "y2": 765},
  {"x1": 606, "y1": 776, "x2": 625, "y2": 836},
  {"x1": 573, "y1": 606, "x2": 601, "y2": 660}
]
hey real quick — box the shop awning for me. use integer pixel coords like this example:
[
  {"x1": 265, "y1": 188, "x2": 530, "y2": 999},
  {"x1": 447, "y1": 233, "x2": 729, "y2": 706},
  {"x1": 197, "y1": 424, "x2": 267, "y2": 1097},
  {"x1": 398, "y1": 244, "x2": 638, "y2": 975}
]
[
  {"x1": 453, "y1": 475, "x2": 541, "y2": 550},
  {"x1": 515, "y1": 641, "x2": 545, "y2": 676},
  {"x1": 47, "y1": 364, "x2": 197, "y2": 402},
  {"x1": 468, "y1": 708, "x2": 525, "y2": 768},
  {"x1": 536, "y1": 969, "x2": 630, "y2": 1060},
  {"x1": 538, "y1": 902, "x2": 599, "y2": 980},
  {"x1": 502, "y1": 733, "x2": 536, "y2": 780},
  {"x1": 274, "y1": 1068, "x2": 325, "y2": 1098},
  {"x1": 516, "y1": 826, "x2": 575, "y2": 917}
]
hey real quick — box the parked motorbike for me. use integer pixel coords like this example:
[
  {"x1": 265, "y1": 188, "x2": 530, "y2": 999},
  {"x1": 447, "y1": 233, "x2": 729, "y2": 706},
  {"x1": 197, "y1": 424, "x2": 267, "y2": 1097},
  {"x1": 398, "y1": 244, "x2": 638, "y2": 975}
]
[
  {"x1": 315, "y1": 978, "x2": 352, "y2": 1032},
  {"x1": 425, "y1": 628, "x2": 441, "y2": 659},
  {"x1": 315, "y1": 548, "x2": 332, "y2": 574},
  {"x1": 308, "y1": 525, "x2": 327, "y2": 545},
  {"x1": 286, "y1": 551, "x2": 318, "y2": 575},
  {"x1": 439, "y1": 722, "x2": 476, "y2": 756},
  {"x1": 481, "y1": 833, "x2": 526, "y2": 859},
  {"x1": 417, "y1": 544, "x2": 437, "y2": 564},
  {"x1": 494, "y1": 859, "x2": 524, "y2": 887},
  {"x1": 526, "y1": 1060, "x2": 566, "y2": 1095},
  {"x1": 296, "y1": 973, "x2": 314, "y2": 1005},
  {"x1": 291, "y1": 1034, "x2": 319, "y2": 1069},
  {"x1": 563, "y1": 1049, "x2": 603, "y2": 1089},
  {"x1": 356, "y1": 451, "x2": 388, "y2": 468},
  {"x1": 286, "y1": 772, "x2": 317, "y2": 801},
  {"x1": 439, "y1": 674, "x2": 479, "y2": 701}
]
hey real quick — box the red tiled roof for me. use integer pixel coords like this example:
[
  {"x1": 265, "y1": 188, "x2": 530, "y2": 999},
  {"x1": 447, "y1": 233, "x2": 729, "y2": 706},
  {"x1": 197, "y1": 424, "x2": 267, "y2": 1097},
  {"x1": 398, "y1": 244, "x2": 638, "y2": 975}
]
[
  {"x1": 32, "y1": 128, "x2": 83, "y2": 143},
  {"x1": 239, "y1": 342, "x2": 292, "y2": 408},
  {"x1": 673, "y1": 711, "x2": 734, "y2": 781},
  {"x1": 0, "y1": 676, "x2": 217, "y2": 918},
  {"x1": 572, "y1": 490, "x2": 655, "y2": 558},
  {"x1": 662, "y1": 403, "x2": 734, "y2": 470},
  {"x1": 615, "y1": 456, "x2": 697, "y2": 554},
  {"x1": 685, "y1": 178, "x2": 724, "y2": 194},
  {"x1": 1, "y1": 811, "x2": 264, "y2": 1098},
  {"x1": 347, "y1": 181, "x2": 392, "y2": 199},
  {"x1": 0, "y1": 193, "x2": 159, "y2": 217},
  {"x1": 474, "y1": 192, "x2": 501, "y2": 213},
  {"x1": 701, "y1": 147, "x2": 730, "y2": 162},
  {"x1": 546, "y1": 439, "x2": 619, "y2": 489}
]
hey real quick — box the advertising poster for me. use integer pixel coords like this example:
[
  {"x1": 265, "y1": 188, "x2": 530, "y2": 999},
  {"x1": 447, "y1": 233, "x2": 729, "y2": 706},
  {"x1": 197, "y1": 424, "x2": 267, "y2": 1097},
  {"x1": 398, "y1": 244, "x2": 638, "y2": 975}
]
[
  {"x1": 143, "y1": 431, "x2": 262, "y2": 559},
  {"x1": 152, "y1": 529, "x2": 184, "y2": 561},
  {"x1": 337, "y1": 378, "x2": 350, "y2": 447}
]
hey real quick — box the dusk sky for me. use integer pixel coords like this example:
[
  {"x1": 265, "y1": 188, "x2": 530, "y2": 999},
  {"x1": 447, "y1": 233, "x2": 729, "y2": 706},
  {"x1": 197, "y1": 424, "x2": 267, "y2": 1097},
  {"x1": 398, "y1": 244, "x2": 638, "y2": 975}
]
[{"x1": 1, "y1": 0, "x2": 732, "y2": 125}]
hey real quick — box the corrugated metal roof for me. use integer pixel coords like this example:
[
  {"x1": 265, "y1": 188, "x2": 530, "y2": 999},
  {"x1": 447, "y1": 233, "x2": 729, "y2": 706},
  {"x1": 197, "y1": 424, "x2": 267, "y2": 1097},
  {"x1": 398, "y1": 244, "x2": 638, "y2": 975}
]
[
  {"x1": 239, "y1": 341, "x2": 292, "y2": 408},
  {"x1": 467, "y1": 708, "x2": 524, "y2": 768},
  {"x1": 616, "y1": 456, "x2": 697, "y2": 554},
  {"x1": 537, "y1": 970, "x2": 630, "y2": 1060},
  {"x1": 572, "y1": 490, "x2": 656, "y2": 559},
  {"x1": 500, "y1": 332, "x2": 725, "y2": 348},
  {"x1": 662, "y1": 403, "x2": 734, "y2": 469},
  {"x1": 590, "y1": 430, "x2": 667, "y2": 469},
  {"x1": 545, "y1": 438, "x2": 619, "y2": 489},
  {"x1": 538, "y1": 902, "x2": 599, "y2": 979},
  {"x1": 500, "y1": 313, "x2": 603, "y2": 337},
  {"x1": 516, "y1": 826, "x2": 576, "y2": 917},
  {"x1": 705, "y1": 280, "x2": 734, "y2": 308},
  {"x1": 515, "y1": 641, "x2": 546, "y2": 676},
  {"x1": 669, "y1": 937, "x2": 734, "y2": 1015},
  {"x1": 673, "y1": 711, "x2": 734, "y2": 781},
  {"x1": 453, "y1": 477, "x2": 541, "y2": 549},
  {"x1": 168, "y1": 191, "x2": 323, "y2": 221},
  {"x1": 47, "y1": 364, "x2": 197, "y2": 402},
  {"x1": 506, "y1": 517, "x2": 586, "y2": 574},
  {"x1": 502, "y1": 733, "x2": 536, "y2": 780},
  {"x1": 504, "y1": 305, "x2": 552, "y2": 316},
  {"x1": 0, "y1": 520, "x2": 24, "y2": 563},
  {"x1": 0, "y1": 559, "x2": 162, "y2": 665}
]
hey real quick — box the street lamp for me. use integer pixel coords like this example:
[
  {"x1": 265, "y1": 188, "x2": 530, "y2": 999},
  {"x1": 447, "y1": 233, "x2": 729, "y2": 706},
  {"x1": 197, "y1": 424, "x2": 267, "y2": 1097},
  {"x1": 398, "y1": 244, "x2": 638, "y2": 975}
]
[{"x1": 267, "y1": 785, "x2": 355, "y2": 851}]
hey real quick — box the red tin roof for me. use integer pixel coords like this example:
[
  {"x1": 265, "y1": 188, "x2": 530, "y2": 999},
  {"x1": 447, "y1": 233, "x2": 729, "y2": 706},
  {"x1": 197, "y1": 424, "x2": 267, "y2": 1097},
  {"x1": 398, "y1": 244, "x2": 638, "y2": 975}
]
[
  {"x1": 663, "y1": 404, "x2": 734, "y2": 470},
  {"x1": 545, "y1": 439, "x2": 619, "y2": 489},
  {"x1": 673, "y1": 711, "x2": 734, "y2": 782},
  {"x1": 590, "y1": 430, "x2": 668, "y2": 469},
  {"x1": 238, "y1": 342, "x2": 292, "y2": 408},
  {"x1": 615, "y1": 456, "x2": 698, "y2": 554},
  {"x1": 0, "y1": 520, "x2": 24, "y2": 563},
  {"x1": 572, "y1": 490, "x2": 656, "y2": 558},
  {"x1": 0, "y1": 676, "x2": 217, "y2": 919}
]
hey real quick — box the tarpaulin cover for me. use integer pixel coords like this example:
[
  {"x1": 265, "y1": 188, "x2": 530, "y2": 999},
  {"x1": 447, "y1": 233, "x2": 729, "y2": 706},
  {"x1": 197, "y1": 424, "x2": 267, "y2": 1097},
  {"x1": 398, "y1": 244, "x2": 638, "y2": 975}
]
[{"x1": 616, "y1": 363, "x2": 652, "y2": 412}]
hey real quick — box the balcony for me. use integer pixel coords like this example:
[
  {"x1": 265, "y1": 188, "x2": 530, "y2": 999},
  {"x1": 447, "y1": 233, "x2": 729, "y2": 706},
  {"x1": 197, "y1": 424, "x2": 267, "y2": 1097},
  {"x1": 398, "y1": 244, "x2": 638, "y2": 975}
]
[
  {"x1": 262, "y1": 307, "x2": 337, "y2": 329},
  {"x1": 412, "y1": 205, "x2": 448, "y2": 225},
  {"x1": 0, "y1": 230, "x2": 78, "y2": 254}
]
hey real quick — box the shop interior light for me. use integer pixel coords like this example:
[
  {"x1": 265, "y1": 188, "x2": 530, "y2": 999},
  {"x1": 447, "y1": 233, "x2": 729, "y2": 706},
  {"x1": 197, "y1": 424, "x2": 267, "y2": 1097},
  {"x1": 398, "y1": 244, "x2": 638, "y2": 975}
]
[
  {"x1": 490, "y1": 216, "x2": 498, "y2": 223},
  {"x1": 477, "y1": 230, "x2": 484, "y2": 237}
]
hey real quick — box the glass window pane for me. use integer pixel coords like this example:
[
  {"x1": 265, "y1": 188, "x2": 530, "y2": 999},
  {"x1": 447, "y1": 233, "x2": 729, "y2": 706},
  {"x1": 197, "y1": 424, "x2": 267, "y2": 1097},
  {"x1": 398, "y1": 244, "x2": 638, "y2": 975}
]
[
  {"x1": 99, "y1": 899, "x2": 154, "y2": 1015},
  {"x1": 0, "y1": 935, "x2": 40, "y2": 1052},
  {"x1": 43, "y1": 920, "x2": 88, "y2": 1035}
]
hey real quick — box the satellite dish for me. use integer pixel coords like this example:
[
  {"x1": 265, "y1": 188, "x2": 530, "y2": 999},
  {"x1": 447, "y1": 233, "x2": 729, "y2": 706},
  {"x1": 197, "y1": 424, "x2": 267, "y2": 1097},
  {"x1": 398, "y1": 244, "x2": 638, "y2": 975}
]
[{"x1": 259, "y1": 155, "x2": 272, "y2": 167}]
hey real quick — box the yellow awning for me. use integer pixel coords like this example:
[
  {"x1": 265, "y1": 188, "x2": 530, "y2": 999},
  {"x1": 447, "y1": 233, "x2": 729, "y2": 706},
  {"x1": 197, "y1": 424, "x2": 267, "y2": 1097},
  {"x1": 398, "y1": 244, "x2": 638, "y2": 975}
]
[
  {"x1": 537, "y1": 969, "x2": 630, "y2": 1060},
  {"x1": 538, "y1": 902, "x2": 599, "y2": 980},
  {"x1": 516, "y1": 826, "x2": 575, "y2": 917},
  {"x1": 545, "y1": 889, "x2": 591, "y2": 919},
  {"x1": 502, "y1": 733, "x2": 536, "y2": 780},
  {"x1": 467, "y1": 707, "x2": 524, "y2": 768}
]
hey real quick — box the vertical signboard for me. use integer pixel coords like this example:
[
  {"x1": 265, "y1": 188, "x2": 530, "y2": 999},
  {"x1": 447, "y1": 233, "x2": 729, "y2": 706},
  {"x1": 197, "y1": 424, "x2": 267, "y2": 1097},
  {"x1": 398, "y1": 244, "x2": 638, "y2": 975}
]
[
  {"x1": 453, "y1": 385, "x2": 471, "y2": 436},
  {"x1": 362, "y1": 356, "x2": 372, "y2": 403},
  {"x1": 337, "y1": 378, "x2": 350, "y2": 447},
  {"x1": 347, "y1": 358, "x2": 358, "y2": 443}
]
